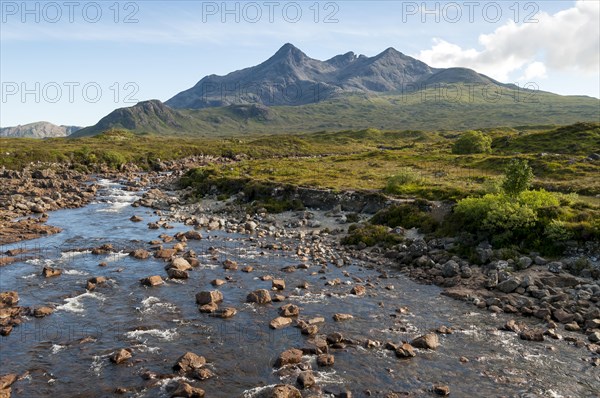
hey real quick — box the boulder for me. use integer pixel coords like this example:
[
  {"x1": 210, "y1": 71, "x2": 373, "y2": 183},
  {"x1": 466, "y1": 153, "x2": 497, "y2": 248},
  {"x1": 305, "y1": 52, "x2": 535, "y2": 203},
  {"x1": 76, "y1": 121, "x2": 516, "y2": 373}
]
[
  {"x1": 395, "y1": 343, "x2": 416, "y2": 358},
  {"x1": 130, "y1": 249, "x2": 150, "y2": 259},
  {"x1": 279, "y1": 304, "x2": 300, "y2": 317},
  {"x1": 42, "y1": 267, "x2": 61, "y2": 278},
  {"x1": 297, "y1": 371, "x2": 315, "y2": 389},
  {"x1": 257, "y1": 384, "x2": 301, "y2": 398},
  {"x1": 167, "y1": 268, "x2": 189, "y2": 279},
  {"x1": 211, "y1": 279, "x2": 226, "y2": 287},
  {"x1": 0, "y1": 292, "x2": 19, "y2": 307},
  {"x1": 270, "y1": 317, "x2": 293, "y2": 329},
  {"x1": 223, "y1": 259, "x2": 238, "y2": 270},
  {"x1": 130, "y1": 215, "x2": 143, "y2": 222},
  {"x1": 442, "y1": 260, "x2": 459, "y2": 277},
  {"x1": 247, "y1": 289, "x2": 272, "y2": 304},
  {"x1": 196, "y1": 291, "x2": 223, "y2": 305},
  {"x1": 33, "y1": 307, "x2": 54, "y2": 318},
  {"x1": 199, "y1": 303, "x2": 218, "y2": 313},
  {"x1": 272, "y1": 279, "x2": 286, "y2": 290},
  {"x1": 519, "y1": 329, "x2": 544, "y2": 341},
  {"x1": 350, "y1": 285, "x2": 366, "y2": 296},
  {"x1": 411, "y1": 333, "x2": 439, "y2": 350},
  {"x1": 275, "y1": 348, "x2": 303, "y2": 367},
  {"x1": 110, "y1": 349, "x2": 132, "y2": 364},
  {"x1": 317, "y1": 354, "x2": 335, "y2": 367},
  {"x1": 333, "y1": 313, "x2": 354, "y2": 322},
  {"x1": 173, "y1": 352, "x2": 206, "y2": 372},
  {"x1": 155, "y1": 249, "x2": 176, "y2": 259},
  {"x1": 141, "y1": 275, "x2": 163, "y2": 286},
  {"x1": 213, "y1": 307, "x2": 237, "y2": 319},
  {"x1": 168, "y1": 257, "x2": 192, "y2": 271},
  {"x1": 170, "y1": 382, "x2": 205, "y2": 398},
  {"x1": 497, "y1": 278, "x2": 521, "y2": 293}
]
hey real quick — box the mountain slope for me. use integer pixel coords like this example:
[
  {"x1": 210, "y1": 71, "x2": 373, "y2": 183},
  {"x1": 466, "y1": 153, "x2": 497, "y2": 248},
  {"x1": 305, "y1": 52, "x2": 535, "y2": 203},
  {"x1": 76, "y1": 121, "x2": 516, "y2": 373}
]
[
  {"x1": 165, "y1": 43, "x2": 507, "y2": 109},
  {"x1": 0, "y1": 122, "x2": 81, "y2": 138}
]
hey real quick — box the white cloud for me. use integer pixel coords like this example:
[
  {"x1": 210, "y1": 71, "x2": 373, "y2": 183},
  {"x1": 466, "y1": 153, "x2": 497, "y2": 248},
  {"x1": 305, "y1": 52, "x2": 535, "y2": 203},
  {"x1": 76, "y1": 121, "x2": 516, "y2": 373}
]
[
  {"x1": 520, "y1": 62, "x2": 547, "y2": 81},
  {"x1": 417, "y1": 1, "x2": 599, "y2": 82}
]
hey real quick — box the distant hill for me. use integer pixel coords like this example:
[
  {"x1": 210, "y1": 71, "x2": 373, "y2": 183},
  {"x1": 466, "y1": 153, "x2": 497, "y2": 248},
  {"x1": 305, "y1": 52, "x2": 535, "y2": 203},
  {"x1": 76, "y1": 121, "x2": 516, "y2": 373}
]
[
  {"x1": 0, "y1": 122, "x2": 81, "y2": 138},
  {"x1": 73, "y1": 43, "x2": 600, "y2": 137}
]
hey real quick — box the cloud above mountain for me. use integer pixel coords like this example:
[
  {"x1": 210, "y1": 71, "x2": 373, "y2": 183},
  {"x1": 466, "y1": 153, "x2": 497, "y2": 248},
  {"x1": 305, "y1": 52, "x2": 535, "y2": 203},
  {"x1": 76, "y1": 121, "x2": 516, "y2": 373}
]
[{"x1": 417, "y1": 1, "x2": 599, "y2": 82}]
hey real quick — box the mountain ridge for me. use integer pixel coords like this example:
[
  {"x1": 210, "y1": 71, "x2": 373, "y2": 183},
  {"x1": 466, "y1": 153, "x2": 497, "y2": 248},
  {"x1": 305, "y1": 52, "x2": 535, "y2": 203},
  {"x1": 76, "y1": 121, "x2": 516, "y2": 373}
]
[{"x1": 0, "y1": 122, "x2": 81, "y2": 138}]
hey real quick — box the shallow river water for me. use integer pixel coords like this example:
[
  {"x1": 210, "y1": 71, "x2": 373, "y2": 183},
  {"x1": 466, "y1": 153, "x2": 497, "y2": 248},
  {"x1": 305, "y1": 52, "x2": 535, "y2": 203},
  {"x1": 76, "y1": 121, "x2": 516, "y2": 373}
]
[{"x1": 0, "y1": 180, "x2": 599, "y2": 397}]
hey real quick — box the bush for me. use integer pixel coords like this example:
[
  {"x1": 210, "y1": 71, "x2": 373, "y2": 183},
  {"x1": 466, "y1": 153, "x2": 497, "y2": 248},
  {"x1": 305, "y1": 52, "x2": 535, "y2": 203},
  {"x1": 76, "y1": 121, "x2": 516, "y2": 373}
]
[
  {"x1": 370, "y1": 202, "x2": 438, "y2": 233},
  {"x1": 384, "y1": 168, "x2": 426, "y2": 195},
  {"x1": 452, "y1": 130, "x2": 492, "y2": 154},
  {"x1": 101, "y1": 150, "x2": 127, "y2": 169},
  {"x1": 502, "y1": 159, "x2": 533, "y2": 196},
  {"x1": 341, "y1": 224, "x2": 403, "y2": 247}
]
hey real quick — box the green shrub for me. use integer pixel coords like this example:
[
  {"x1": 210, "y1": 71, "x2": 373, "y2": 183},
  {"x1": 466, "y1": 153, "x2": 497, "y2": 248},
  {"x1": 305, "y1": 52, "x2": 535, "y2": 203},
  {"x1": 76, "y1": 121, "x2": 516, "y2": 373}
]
[
  {"x1": 452, "y1": 130, "x2": 492, "y2": 154},
  {"x1": 384, "y1": 168, "x2": 426, "y2": 195},
  {"x1": 370, "y1": 202, "x2": 438, "y2": 233},
  {"x1": 101, "y1": 150, "x2": 127, "y2": 169},
  {"x1": 502, "y1": 159, "x2": 534, "y2": 196},
  {"x1": 341, "y1": 224, "x2": 403, "y2": 247}
]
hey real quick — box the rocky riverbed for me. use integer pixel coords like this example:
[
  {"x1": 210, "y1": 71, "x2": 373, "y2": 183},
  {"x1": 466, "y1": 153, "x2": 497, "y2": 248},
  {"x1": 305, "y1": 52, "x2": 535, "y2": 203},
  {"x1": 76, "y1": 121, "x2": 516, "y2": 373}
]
[{"x1": 1, "y1": 165, "x2": 599, "y2": 397}]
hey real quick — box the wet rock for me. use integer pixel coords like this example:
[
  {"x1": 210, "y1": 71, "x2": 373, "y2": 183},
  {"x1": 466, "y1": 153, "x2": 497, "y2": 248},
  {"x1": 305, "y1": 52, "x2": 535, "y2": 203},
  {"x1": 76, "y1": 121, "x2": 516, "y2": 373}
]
[
  {"x1": 168, "y1": 257, "x2": 192, "y2": 271},
  {"x1": 350, "y1": 285, "x2": 366, "y2": 296},
  {"x1": 155, "y1": 249, "x2": 176, "y2": 259},
  {"x1": 273, "y1": 294, "x2": 286, "y2": 302},
  {"x1": 411, "y1": 333, "x2": 439, "y2": 350},
  {"x1": 279, "y1": 304, "x2": 300, "y2": 317},
  {"x1": 110, "y1": 349, "x2": 132, "y2": 364},
  {"x1": 317, "y1": 353, "x2": 335, "y2": 367},
  {"x1": 0, "y1": 292, "x2": 19, "y2": 307},
  {"x1": 196, "y1": 291, "x2": 223, "y2": 305},
  {"x1": 433, "y1": 385, "x2": 450, "y2": 396},
  {"x1": 191, "y1": 368, "x2": 214, "y2": 381},
  {"x1": 184, "y1": 230, "x2": 202, "y2": 240},
  {"x1": 33, "y1": 307, "x2": 54, "y2": 318},
  {"x1": 242, "y1": 266, "x2": 254, "y2": 273},
  {"x1": 297, "y1": 371, "x2": 315, "y2": 389},
  {"x1": 223, "y1": 259, "x2": 238, "y2": 270},
  {"x1": 518, "y1": 256, "x2": 532, "y2": 269},
  {"x1": 42, "y1": 266, "x2": 62, "y2": 278},
  {"x1": 247, "y1": 289, "x2": 272, "y2": 304},
  {"x1": 519, "y1": 329, "x2": 544, "y2": 342},
  {"x1": 211, "y1": 279, "x2": 226, "y2": 286},
  {"x1": 552, "y1": 309, "x2": 574, "y2": 324},
  {"x1": 257, "y1": 384, "x2": 302, "y2": 398},
  {"x1": 167, "y1": 268, "x2": 189, "y2": 279},
  {"x1": 326, "y1": 332, "x2": 344, "y2": 344},
  {"x1": 130, "y1": 249, "x2": 150, "y2": 259},
  {"x1": 141, "y1": 275, "x2": 163, "y2": 286},
  {"x1": 130, "y1": 215, "x2": 143, "y2": 222},
  {"x1": 173, "y1": 352, "x2": 206, "y2": 372},
  {"x1": 275, "y1": 348, "x2": 303, "y2": 367},
  {"x1": 213, "y1": 307, "x2": 237, "y2": 319},
  {"x1": 170, "y1": 382, "x2": 205, "y2": 398},
  {"x1": 564, "y1": 322, "x2": 580, "y2": 332},
  {"x1": 395, "y1": 343, "x2": 416, "y2": 358},
  {"x1": 270, "y1": 317, "x2": 293, "y2": 329},
  {"x1": 198, "y1": 302, "x2": 218, "y2": 313},
  {"x1": 272, "y1": 279, "x2": 286, "y2": 290},
  {"x1": 333, "y1": 313, "x2": 354, "y2": 322}
]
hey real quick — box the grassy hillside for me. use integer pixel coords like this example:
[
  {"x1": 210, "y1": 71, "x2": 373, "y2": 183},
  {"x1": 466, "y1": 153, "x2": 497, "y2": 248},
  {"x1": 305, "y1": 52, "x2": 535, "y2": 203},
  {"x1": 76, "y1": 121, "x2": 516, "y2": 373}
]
[{"x1": 75, "y1": 86, "x2": 599, "y2": 137}]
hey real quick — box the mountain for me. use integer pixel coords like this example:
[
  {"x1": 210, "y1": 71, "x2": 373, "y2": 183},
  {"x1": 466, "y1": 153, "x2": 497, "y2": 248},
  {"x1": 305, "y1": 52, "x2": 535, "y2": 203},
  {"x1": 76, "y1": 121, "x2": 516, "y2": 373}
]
[
  {"x1": 0, "y1": 122, "x2": 81, "y2": 138},
  {"x1": 165, "y1": 43, "x2": 506, "y2": 109},
  {"x1": 75, "y1": 44, "x2": 600, "y2": 137}
]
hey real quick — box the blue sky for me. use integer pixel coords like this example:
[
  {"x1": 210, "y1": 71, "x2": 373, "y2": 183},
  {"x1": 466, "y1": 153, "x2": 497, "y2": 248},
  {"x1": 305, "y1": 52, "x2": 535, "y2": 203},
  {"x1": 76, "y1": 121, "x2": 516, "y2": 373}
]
[{"x1": 1, "y1": 0, "x2": 598, "y2": 127}]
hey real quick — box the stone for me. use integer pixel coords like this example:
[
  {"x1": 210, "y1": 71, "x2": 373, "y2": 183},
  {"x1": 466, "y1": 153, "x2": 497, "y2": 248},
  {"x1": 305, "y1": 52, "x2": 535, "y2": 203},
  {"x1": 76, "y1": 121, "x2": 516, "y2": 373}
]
[
  {"x1": 130, "y1": 249, "x2": 150, "y2": 259},
  {"x1": 552, "y1": 309, "x2": 574, "y2": 324},
  {"x1": 33, "y1": 307, "x2": 54, "y2": 318},
  {"x1": 279, "y1": 304, "x2": 300, "y2": 317},
  {"x1": 170, "y1": 382, "x2": 205, "y2": 398},
  {"x1": 242, "y1": 266, "x2": 254, "y2": 272},
  {"x1": 173, "y1": 352, "x2": 206, "y2": 372},
  {"x1": 0, "y1": 374, "x2": 17, "y2": 390},
  {"x1": 211, "y1": 279, "x2": 226, "y2": 286},
  {"x1": 42, "y1": 266, "x2": 61, "y2": 278},
  {"x1": 411, "y1": 333, "x2": 439, "y2": 350},
  {"x1": 0, "y1": 292, "x2": 19, "y2": 307},
  {"x1": 317, "y1": 354, "x2": 335, "y2": 367},
  {"x1": 260, "y1": 385, "x2": 302, "y2": 398},
  {"x1": 247, "y1": 289, "x2": 272, "y2": 304},
  {"x1": 547, "y1": 262, "x2": 563, "y2": 273},
  {"x1": 497, "y1": 278, "x2": 521, "y2": 293},
  {"x1": 130, "y1": 215, "x2": 143, "y2": 222},
  {"x1": 442, "y1": 260, "x2": 459, "y2": 277},
  {"x1": 154, "y1": 248, "x2": 176, "y2": 259},
  {"x1": 519, "y1": 329, "x2": 544, "y2": 342},
  {"x1": 301, "y1": 324, "x2": 319, "y2": 336},
  {"x1": 198, "y1": 303, "x2": 218, "y2": 313},
  {"x1": 275, "y1": 348, "x2": 303, "y2": 367},
  {"x1": 333, "y1": 313, "x2": 354, "y2": 322},
  {"x1": 395, "y1": 343, "x2": 416, "y2": 358},
  {"x1": 191, "y1": 368, "x2": 214, "y2": 381},
  {"x1": 589, "y1": 332, "x2": 600, "y2": 343},
  {"x1": 141, "y1": 275, "x2": 163, "y2": 286},
  {"x1": 110, "y1": 349, "x2": 132, "y2": 364},
  {"x1": 167, "y1": 268, "x2": 189, "y2": 279},
  {"x1": 433, "y1": 385, "x2": 450, "y2": 396},
  {"x1": 223, "y1": 259, "x2": 238, "y2": 270},
  {"x1": 169, "y1": 257, "x2": 192, "y2": 271},
  {"x1": 272, "y1": 279, "x2": 286, "y2": 290},
  {"x1": 297, "y1": 371, "x2": 315, "y2": 389},
  {"x1": 213, "y1": 307, "x2": 237, "y2": 319},
  {"x1": 564, "y1": 322, "x2": 580, "y2": 332},
  {"x1": 350, "y1": 285, "x2": 366, "y2": 296},
  {"x1": 518, "y1": 256, "x2": 533, "y2": 269},
  {"x1": 196, "y1": 291, "x2": 223, "y2": 305},
  {"x1": 270, "y1": 317, "x2": 293, "y2": 329}
]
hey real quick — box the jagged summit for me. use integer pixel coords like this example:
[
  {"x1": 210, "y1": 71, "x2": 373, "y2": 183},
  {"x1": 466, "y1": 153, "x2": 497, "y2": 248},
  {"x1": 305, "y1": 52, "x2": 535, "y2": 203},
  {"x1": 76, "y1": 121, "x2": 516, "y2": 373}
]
[{"x1": 166, "y1": 43, "x2": 499, "y2": 109}]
